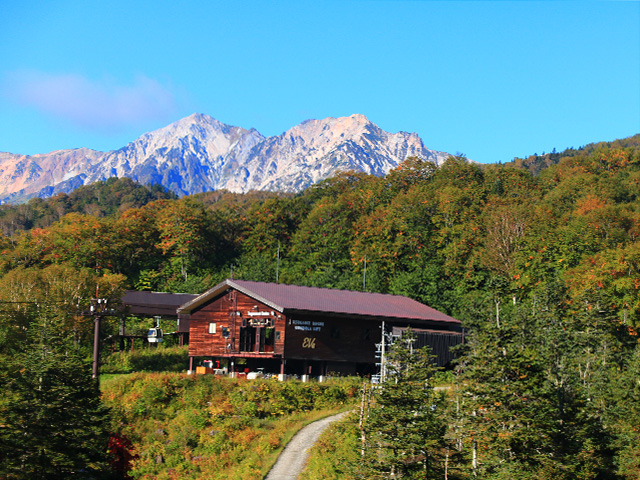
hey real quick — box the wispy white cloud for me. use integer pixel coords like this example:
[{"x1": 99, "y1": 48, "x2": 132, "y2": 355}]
[{"x1": 4, "y1": 71, "x2": 178, "y2": 132}]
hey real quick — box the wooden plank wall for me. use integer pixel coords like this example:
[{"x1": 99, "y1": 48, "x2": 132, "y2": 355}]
[{"x1": 188, "y1": 290, "x2": 285, "y2": 358}]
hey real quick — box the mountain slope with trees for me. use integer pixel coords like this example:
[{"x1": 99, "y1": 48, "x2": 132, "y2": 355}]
[
  {"x1": 0, "y1": 134, "x2": 639, "y2": 478},
  {"x1": 0, "y1": 177, "x2": 177, "y2": 236}
]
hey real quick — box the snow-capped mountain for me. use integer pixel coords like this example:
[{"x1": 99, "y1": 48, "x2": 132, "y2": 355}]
[
  {"x1": 0, "y1": 113, "x2": 451, "y2": 202},
  {"x1": 224, "y1": 114, "x2": 448, "y2": 193},
  {"x1": 82, "y1": 113, "x2": 265, "y2": 197}
]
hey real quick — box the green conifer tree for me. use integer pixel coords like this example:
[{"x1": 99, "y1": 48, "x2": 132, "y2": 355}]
[
  {"x1": 456, "y1": 287, "x2": 622, "y2": 479},
  {"x1": 0, "y1": 308, "x2": 111, "y2": 479},
  {"x1": 607, "y1": 345, "x2": 640, "y2": 479},
  {"x1": 362, "y1": 329, "x2": 447, "y2": 479}
]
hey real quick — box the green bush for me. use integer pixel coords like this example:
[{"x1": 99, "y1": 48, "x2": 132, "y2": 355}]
[
  {"x1": 102, "y1": 373, "x2": 359, "y2": 479},
  {"x1": 101, "y1": 345, "x2": 188, "y2": 374},
  {"x1": 300, "y1": 412, "x2": 361, "y2": 480}
]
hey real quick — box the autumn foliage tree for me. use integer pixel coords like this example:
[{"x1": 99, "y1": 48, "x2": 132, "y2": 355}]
[{"x1": 0, "y1": 138, "x2": 639, "y2": 476}]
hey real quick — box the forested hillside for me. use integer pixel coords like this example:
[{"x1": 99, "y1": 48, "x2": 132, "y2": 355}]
[
  {"x1": 2, "y1": 136, "x2": 640, "y2": 478},
  {"x1": 1, "y1": 139, "x2": 639, "y2": 323},
  {"x1": 504, "y1": 133, "x2": 640, "y2": 175},
  {"x1": 0, "y1": 177, "x2": 177, "y2": 236}
]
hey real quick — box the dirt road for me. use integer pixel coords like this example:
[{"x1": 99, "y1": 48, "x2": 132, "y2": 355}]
[{"x1": 264, "y1": 411, "x2": 348, "y2": 480}]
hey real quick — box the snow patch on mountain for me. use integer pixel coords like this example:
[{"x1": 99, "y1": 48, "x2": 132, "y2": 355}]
[{"x1": 0, "y1": 113, "x2": 451, "y2": 202}]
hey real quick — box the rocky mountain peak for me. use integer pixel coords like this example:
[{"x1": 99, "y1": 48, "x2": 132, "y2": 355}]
[
  {"x1": 128, "y1": 113, "x2": 256, "y2": 156},
  {"x1": 290, "y1": 113, "x2": 374, "y2": 141},
  {"x1": 0, "y1": 114, "x2": 452, "y2": 202}
]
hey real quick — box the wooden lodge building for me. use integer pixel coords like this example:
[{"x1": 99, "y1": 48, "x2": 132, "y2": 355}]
[{"x1": 176, "y1": 279, "x2": 463, "y2": 377}]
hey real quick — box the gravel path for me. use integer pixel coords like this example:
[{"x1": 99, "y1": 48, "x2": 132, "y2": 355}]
[{"x1": 264, "y1": 411, "x2": 348, "y2": 480}]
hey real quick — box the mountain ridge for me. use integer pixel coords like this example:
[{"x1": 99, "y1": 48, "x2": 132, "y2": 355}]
[{"x1": 0, "y1": 113, "x2": 450, "y2": 203}]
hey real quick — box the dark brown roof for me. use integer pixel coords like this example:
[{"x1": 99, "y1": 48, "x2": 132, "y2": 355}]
[
  {"x1": 177, "y1": 279, "x2": 460, "y2": 325},
  {"x1": 122, "y1": 290, "x2": 198, "y2": 317}
]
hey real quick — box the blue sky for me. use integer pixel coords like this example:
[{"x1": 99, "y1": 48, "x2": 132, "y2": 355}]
[{"x1": 1, "y1": 1, "x2": 638, "y2": 164}]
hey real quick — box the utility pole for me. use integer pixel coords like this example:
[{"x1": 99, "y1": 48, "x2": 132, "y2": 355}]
[
  {"x1": 81, "y1": 298, "x2": 118, "y2": 384},
  {"x1": 380, "y1": 320, "x2": 386, "y2": 381},
  {"x1": 90, "y1": 299, "x2": 107, "y2": 380},
  {"x1": 276, "y1": 242, "x2": 280, "y2": 283},
  {"x1": 363, "y1": 255, "x2": 367, "y2": 291}
]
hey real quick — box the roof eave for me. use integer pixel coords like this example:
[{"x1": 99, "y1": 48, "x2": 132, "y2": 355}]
[
  {"x1": 177, "y1": 279, "x2": 285, "y2": 314},
  {"x1": 281, "y1": 307, "x2": 461, "y2": 325},
  {"x1": 176, "y1": 280, "x2": 230, "y2": 314},
  {"x1": 231, "y1": 281, "x2": 285, "y2": 313}
]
